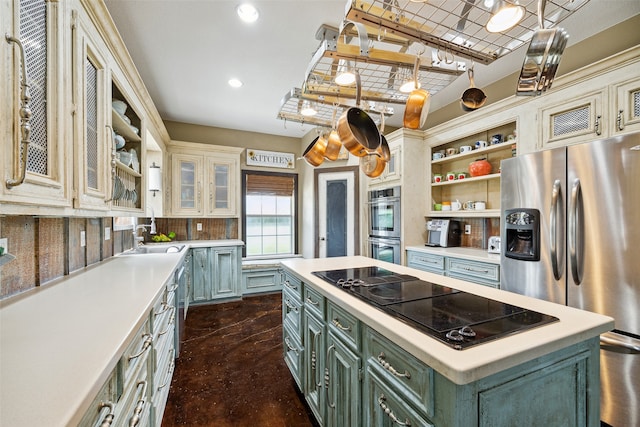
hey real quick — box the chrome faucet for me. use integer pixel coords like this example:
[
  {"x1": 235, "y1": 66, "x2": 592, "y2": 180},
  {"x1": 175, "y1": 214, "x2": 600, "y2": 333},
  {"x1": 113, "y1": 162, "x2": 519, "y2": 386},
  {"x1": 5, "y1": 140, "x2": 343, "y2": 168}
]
[{"x1": 133, "y1": 208, "x2": 157, "y2": 245}]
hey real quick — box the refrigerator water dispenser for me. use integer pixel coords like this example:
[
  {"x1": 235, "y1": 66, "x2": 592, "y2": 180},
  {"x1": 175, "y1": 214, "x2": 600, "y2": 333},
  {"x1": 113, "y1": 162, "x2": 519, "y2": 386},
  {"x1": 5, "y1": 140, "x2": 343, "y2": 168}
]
[{"x1": 504, "y1": 208, "x2": 540, "y2": 261}]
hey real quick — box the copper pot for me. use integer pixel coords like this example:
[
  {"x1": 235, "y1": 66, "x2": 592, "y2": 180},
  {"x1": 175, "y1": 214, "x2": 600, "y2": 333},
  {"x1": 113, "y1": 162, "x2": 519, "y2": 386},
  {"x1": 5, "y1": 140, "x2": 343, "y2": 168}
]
[
  {"x1": 302, "y1": 135, "x2": 327, "y2": 167},
  {"x1": 338, "y1": 107, "x2": 381, "y2": 157},
  {"x1": 403, "y1": 56, "x2": 431, "y2": 129},
  {"x1": 360, "y1": 135, "x2": 390, "y2": 178},
  {"x1": 324, "y1": 129, "x2": 342, "y2": 161},
  {"x1": 460, "y1": 67, "x2": 487, "y2": 111}
]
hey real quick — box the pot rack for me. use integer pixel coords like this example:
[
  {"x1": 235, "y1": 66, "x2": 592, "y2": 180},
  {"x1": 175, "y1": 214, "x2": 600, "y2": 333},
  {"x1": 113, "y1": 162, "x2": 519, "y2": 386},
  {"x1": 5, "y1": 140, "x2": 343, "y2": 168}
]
[
  {"x1": 277, "y1": 87, "x2": 394, "y2": 129},
  {"x1": 344, "y1": 0, "x2": 589, "y2": 64},
  {"x1": 277, "y1": 0, "x2": 590, "y2": 127}
]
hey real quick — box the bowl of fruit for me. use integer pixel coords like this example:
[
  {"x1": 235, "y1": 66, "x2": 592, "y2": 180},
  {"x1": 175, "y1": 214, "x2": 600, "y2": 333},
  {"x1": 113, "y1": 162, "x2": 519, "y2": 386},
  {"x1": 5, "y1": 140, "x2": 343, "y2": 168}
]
[{"x1": 152, "y1": 231, "x2": 176, "y2": 242}]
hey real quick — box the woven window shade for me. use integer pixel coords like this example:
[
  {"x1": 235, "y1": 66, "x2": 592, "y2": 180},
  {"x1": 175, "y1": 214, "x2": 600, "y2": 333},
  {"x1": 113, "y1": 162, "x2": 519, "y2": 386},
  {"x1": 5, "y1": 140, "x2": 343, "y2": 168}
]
[{"x1": 246, "y1": 173, "x2": 295, "y2": 196}]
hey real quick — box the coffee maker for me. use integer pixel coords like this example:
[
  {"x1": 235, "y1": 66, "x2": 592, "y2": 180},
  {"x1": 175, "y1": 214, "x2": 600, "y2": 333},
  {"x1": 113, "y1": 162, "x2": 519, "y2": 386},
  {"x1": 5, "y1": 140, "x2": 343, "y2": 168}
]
[{"x1": 504, "y1": 209, "x2": 540, "y2": 261}]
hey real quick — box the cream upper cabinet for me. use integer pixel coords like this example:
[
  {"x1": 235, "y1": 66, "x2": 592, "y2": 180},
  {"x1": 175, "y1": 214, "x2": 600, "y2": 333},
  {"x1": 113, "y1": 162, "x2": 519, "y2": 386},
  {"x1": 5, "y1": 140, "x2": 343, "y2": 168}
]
[
  {"x1": 0, "y1": 0, "x2": 70, "y2": 212},
  {"x1": 369, "y1": 142, "x2": 401, "y2": 185},
  {"x1": 611, "y1": 76, "x2": 640, "y2": 136},
  {"x1": 167, "y1": 141, "x2": 242, "y2": 218}
]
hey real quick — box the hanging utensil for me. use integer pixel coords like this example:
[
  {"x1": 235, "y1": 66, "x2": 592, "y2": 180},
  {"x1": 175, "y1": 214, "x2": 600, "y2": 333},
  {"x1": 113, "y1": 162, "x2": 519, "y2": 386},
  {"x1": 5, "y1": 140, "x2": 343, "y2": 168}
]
[
  {"x1": 516, "y1": 0, "x2": 569, "y2": 96},
  {"x1": 460, "y1": 65, "x2": 487, "y2": 111},
  {"x1": 361, "y1": 112, "x2": 390, "y2": 178},
  {"x1": 403, "y1": 54, "x2": 431, "y2": 129},
  {"x1": 302, "y1": 133, "x2": 328, "y2": 167},
  {"x1": 337, "y1": 71, "x2": 381, "y2": 157}
]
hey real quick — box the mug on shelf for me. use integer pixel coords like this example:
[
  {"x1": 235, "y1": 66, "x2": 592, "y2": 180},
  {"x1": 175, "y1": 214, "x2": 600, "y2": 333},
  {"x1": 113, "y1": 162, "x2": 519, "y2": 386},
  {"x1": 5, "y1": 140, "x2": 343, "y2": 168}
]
[
  {"x1": 451, "y1": 200, "x2": 462, "y2": 211},
  {"x1": 463, "y1": 200, "x2": 475, "y2": 210},
  {"x1": 446, "y1": 172, "x2": 456, "y2": 181},
  {"x1": 441, "y1": 201, "x2": 452, "y2": 211},
  {"x1": 490, "y1": 134, "x2": 503, "y2": 145},
  {"x1": 475, "y1": 201, "x2": 486, "y2": 210},
  {"x1": 446, "y1": 147, "x2": 458, "y2": 156},
  {"x1": 433, "y1": 152, "x2": 444, "y2": 160},
  {"x1": 475, "y1": 140, "x2": 488, "y2": 149},
  {"x1": 433, "y1": 174, "x2": 443, "y2": 183},
  {"x1": 460, "y1": 145, "x2": 473, "y2": 153},
  {"x1": 434, "y1": 203, "x2": 442, "y2": 211},
  {"x1": 457, "y1": 172, "x2": 467, "y2": 180}
]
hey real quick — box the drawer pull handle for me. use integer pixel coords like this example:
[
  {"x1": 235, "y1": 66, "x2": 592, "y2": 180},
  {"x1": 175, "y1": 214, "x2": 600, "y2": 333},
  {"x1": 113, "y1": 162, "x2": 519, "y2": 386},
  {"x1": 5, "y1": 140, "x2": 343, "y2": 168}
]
[
  {"x1": 128, "y1": 381, "x2": 148, "y2": 427},
  {"x1": 155, "y1": 302, "x2": 171, "y2": 316},
  {"x1": 332, "y1": 318, "x2": 351, "y2": 332},
  {"x1": 306, "y1": 296, "x2": 319, "y2": 306},
  {"x1": 595, "y1": 114, "x2": 602, "y2": 136},
  {"x1": 285, "y1": 299, "x2": 299, "y2": 313},
  {"x1": 159, "y1": 308, "x2": 176, "y2": 336},
  {"x1": 378, "y1": 394, "x2": 411, "y2": 426},
  {"x1": 128, "y1": 334, "x2": 152, "y2": 360},
  {"x1": 98, "y1": 402, "x2": 115, "y2": 427},
  {"x1": 284, "y1": 280, "x2": 298, "y2": 291},
  {"x1": 158, "y1": 353, "x2": 176, "y2": 391},
  {"x1": 167, "y1": 283, "x2": 179, "y2": 293},
  {"x1": 462, "y1": 266, "x2": 489, "y2": 273},
  {"x1": 617, "y1": 109, "x2": 624, "y2": 131},
  {"x1": 284, "y1": 336, "x2": 299, "y2": 355},
  {"x1": 377, "y1": 352, "x2": 411, "y2": 379}
]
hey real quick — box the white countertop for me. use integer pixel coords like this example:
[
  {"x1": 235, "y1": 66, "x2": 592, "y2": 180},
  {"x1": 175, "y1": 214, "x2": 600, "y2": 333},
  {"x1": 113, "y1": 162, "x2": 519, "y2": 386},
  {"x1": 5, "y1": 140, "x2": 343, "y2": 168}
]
[
  {"x1": 406, "y1": 245, "x2": 501, "y2": 264},
  {"x1": 281, "y1": 256, "x2": 613, "y2": 385},
  {"x1": 0, "y1": 248, "x2": 191, "y2": 426}
]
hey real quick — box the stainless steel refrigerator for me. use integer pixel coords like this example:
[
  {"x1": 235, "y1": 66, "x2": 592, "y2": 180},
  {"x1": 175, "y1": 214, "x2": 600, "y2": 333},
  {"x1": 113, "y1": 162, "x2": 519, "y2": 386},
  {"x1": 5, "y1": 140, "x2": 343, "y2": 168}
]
[{"x1": 500, "y1": 133, "x2": 640, "y2": 427}]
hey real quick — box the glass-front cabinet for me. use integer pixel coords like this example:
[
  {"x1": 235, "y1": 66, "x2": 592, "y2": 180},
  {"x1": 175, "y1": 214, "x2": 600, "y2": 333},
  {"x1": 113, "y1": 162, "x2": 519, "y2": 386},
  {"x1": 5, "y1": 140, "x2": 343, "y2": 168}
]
[{"x1": 167, "y1": 141, "x2": 241, "y2": 218}]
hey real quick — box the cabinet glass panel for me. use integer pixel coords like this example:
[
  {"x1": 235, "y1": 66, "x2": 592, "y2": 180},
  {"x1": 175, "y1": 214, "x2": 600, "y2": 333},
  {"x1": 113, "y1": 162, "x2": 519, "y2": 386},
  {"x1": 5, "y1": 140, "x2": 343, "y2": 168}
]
[
  {"x1": 214, "y1": 164, "x2": 228, "y2": 209},
  {"x1": 180, "y1": 162, "x2": 196, "y2": 208}
]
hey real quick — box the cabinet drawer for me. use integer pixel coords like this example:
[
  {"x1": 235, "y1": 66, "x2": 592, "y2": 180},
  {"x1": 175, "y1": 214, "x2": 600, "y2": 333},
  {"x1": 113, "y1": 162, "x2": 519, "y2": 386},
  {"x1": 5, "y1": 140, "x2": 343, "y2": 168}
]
[
  {"x1": 116, "y1": 364, "x2": 152, "y2": 427},
  {"x1": 152, "y1": 290, "x2": 175, "y2": 341},
  {"x1": 282, "y1": 271, "x2": 303, "y2": 301},
  {"x1": 365, "y1": 366, "x2": 434, "y2": 427},
  {"x1": 283, "y1": 322, "x2": 304, "y2": 390},
  {"x1": 407, "y1": 251, "x2": 445, "y2": 274},
  {"x1": 78, "y1": 371, "x2": 118, "y2": 427},
  {"x1": 303, "y1": 285, "x2": 325, "y2": 320},
  {"x1": 153, "y1": 346, "x2": 175, "y2": 426},
  {"x1": 327, "y1": 301, "x2": 360, "y2": 351},
  {"x1": 121, "y1": 319, "x2": 152, "y2": 384},
  {"x1": 364, "y1": 328, "x2": 434, "y2": 418},
  {"x1": 447, "y1": 258, "x2": 499, "y2": 282},
  {"x1": 283, "y1": 289, "x2": 303, "y2": 337},
  {"x1": 242, "y1": 268, "x2": 281, "y2": 294}
]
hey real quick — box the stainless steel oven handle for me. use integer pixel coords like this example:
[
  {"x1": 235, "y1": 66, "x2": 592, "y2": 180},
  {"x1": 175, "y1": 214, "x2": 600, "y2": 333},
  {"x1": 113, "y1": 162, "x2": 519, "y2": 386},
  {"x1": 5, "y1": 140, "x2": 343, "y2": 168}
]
[
  {"x1": 368, "y1": 238, "x2": 401, "y2": 245},
  {"x1": 366, "y1": 197, "x2": 400, "y2": 204}
]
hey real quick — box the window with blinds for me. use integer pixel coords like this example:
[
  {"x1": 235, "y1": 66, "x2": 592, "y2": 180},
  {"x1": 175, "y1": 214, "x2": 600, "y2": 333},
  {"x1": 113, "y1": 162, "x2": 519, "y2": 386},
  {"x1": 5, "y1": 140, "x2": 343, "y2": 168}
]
[{"x1": 243, "y1": 171, "x2": 297, "y2": 257}]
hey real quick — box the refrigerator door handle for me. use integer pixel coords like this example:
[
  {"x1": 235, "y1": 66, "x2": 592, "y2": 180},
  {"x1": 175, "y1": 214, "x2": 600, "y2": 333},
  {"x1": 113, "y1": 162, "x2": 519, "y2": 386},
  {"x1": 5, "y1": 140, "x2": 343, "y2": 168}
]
[
  {"x1": 550, "y1": 179, "x2": 562, "y2": 280},
  {"x1": 569, "y1": 178, "x2": 582, "y2": 285},
  {"x1": 600, "y1": 332, "x2": 640, "y2": 354}
]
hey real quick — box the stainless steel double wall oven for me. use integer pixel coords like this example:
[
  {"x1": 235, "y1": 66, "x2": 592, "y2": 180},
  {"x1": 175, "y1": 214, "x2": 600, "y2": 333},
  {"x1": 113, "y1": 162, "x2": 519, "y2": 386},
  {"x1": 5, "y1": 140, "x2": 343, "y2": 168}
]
[{"x1": 368, "y1": 186, "x2": 401, "y2": 264}]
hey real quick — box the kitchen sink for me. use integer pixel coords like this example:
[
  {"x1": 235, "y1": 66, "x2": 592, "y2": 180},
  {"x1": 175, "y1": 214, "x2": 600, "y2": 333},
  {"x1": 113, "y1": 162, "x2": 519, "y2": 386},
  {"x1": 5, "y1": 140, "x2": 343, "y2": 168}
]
[{"x1": 120, "y1": 244, "x2": 186, "y2": 255}]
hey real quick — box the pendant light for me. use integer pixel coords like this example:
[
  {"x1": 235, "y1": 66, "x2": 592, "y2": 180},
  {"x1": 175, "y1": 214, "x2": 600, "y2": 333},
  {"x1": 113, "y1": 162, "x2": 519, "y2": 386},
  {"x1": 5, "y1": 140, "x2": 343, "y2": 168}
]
[
  {"x1": 485, "y1": 0, "x2": 525, "y2": 33},
  {"x1": 335, "y1": 59, "x2": 356, "y2": 86},
  {"x1": 300, "y1": 100, "x2": 317, "y2": 117}
]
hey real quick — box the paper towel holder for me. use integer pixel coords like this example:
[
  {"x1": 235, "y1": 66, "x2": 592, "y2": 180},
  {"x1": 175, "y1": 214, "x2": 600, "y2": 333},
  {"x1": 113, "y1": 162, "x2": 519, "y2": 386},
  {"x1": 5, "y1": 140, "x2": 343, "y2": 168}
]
[{"x1": 148, "y1": 162, "x2": 161, "y2": 197}]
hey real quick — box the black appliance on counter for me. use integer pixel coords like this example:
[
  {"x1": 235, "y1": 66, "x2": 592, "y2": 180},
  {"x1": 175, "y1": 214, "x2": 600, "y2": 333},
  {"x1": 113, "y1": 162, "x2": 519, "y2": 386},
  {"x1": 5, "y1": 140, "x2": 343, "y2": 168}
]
[
  {"x1": 425, "y1": 219, "x2": 461, "y2": 247},
  {"x1": 312, "y1": 266, "x2": 558, "y2": 350}
]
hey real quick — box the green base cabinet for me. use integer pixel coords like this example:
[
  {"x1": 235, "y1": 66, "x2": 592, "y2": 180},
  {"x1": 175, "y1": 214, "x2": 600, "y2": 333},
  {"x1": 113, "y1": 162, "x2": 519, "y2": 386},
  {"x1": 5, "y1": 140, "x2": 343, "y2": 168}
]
[
  {"x1": 407, "y1": 249, "x2": 500, "y2": 288},
  {"x1": 189, "y1": 244, "x2": 241, "y2": 304},
  {"x1": 241, "y1": 267, "x2": 282, "y2": 294},
  {"x1": 281, "y1": 266, "x2": 601, "y2": 427}
]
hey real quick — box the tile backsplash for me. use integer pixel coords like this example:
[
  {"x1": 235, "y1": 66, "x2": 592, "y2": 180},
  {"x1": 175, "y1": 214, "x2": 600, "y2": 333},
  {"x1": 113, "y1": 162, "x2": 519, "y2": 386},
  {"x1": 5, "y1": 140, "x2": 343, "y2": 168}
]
[{"x1": 0, "y1": 215, "x2": 239, "y2": 301}]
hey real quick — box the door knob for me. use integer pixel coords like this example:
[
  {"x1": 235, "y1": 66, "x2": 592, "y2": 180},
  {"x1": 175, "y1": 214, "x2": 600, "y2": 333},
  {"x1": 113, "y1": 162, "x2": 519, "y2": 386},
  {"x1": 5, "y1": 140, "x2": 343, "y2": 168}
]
[{"x1": 320, "y1": 237, "x2": 326, "y2": 241}]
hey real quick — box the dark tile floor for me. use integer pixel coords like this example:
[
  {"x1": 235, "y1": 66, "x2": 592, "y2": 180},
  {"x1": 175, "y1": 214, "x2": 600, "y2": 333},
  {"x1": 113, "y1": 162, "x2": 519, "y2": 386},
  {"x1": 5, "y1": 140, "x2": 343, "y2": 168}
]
[{"x1": 162, "y1": 293, "x2": 316, "y2": 426}]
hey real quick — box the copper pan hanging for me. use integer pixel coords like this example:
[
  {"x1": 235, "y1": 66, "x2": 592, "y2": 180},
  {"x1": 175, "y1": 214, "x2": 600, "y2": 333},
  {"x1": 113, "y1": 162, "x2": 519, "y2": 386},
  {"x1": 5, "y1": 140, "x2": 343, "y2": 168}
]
[
  {"x1": 403, "y1": 53, "x2": 431, "y2": 129},
  {"x1": 337, "y1": 72, "x2": 381, "y2": 157}
]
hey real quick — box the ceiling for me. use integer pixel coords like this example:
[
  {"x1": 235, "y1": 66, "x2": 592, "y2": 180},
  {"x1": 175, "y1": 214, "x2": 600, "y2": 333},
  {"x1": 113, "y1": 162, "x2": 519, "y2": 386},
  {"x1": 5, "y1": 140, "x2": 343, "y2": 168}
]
[{"x1": 104, "y1": 0, "x2": 639, "y2": 139}]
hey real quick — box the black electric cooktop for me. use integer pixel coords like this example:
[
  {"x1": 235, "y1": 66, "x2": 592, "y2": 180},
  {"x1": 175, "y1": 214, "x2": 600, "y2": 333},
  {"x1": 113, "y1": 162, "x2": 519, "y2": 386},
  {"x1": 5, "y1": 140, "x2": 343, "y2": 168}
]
[{"x1": 312, "y1": 267, "x2": 558, "y2": 350}]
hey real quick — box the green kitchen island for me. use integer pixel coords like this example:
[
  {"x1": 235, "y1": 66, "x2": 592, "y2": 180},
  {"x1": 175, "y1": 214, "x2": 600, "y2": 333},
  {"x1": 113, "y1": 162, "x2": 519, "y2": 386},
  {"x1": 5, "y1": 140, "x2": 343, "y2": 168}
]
[{"x1": 281, "y1": 256, "x2": 613, "y2": 427}]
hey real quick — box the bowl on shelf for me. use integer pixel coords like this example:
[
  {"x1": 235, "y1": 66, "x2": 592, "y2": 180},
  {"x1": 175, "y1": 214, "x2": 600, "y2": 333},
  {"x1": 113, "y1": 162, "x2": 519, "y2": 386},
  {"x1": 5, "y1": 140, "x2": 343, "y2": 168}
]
[
  {"x1": 469, "y1": 158, "x2": 492, "y2": 177},
  {"x1": 113, "y1": 133, "x2": 125, "y2": 149},
  {"x1": 112, "y1": 99, "x2": 127, "y2": 115}
]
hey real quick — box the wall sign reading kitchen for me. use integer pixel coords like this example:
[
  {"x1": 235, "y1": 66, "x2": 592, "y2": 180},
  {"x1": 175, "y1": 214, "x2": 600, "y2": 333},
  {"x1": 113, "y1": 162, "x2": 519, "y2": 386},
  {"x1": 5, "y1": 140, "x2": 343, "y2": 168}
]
[{"x1": 246, "y1": 149, "x2": 294, "y2": 169}]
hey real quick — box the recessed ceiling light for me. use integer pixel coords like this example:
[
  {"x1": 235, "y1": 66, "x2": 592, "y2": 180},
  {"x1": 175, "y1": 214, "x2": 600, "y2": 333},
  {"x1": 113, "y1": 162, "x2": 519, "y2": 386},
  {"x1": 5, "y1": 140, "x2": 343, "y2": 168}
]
[
  {"x1": 237, "y1": 4, "x2": 259, "y2": 23},
  {"x1": 228, "y1": 78, "x2": 243, "y2": 88}
]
